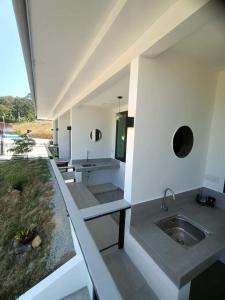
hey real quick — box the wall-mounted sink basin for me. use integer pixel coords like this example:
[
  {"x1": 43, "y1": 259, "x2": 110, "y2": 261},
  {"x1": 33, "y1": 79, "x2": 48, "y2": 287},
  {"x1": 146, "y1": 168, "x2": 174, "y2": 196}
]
[
  {"x1": 156, "y1": 215, "x2": 208, "y2": 247},
  {"x1": 81, "y1": 163, "x2": 96, "y2": 167}
]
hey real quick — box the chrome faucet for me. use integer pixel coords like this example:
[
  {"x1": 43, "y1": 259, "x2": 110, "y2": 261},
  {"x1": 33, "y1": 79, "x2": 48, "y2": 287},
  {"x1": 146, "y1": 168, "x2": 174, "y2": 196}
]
[{"x1": 161, "y1": 188, "x2": 176, "y2": 211}]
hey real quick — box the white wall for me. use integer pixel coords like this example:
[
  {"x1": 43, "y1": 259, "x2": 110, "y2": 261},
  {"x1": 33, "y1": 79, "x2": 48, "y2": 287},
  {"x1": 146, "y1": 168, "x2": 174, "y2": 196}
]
[
  {"x1": 71, "y1": 106, "x2": 113, "y2": 160},
  {"x1": 204, "y1": 71, "x2": 225, "y2": 192},
  {"x1": 111, "y1": 162, "x2": 126, "y2": 190},
  {"x1": 71, "y1": 105, "x2": 128, "y2": 190},
  {"x1": 123, "y1": 54, "x2": 218, "y2": 300},
  {"x1": 53, "y1": 119, "x2": 58, "y2": 145},
  {"x1": 124, "y1": 58, "x2": 139, "y2": 203},
  {"x1": 58, "y1": 111, "x2": 71, "y2": 160},
  {"x1": 126, "y1": 52, "x2": 217, "y2": 204}
]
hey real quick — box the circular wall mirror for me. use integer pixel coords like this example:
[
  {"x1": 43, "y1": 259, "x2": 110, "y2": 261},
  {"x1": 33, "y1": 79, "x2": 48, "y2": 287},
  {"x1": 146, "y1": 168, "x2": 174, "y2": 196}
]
[
  {"x1": 90, "y1": 129, "x2": 102, "y2": 142},
  {"x1": 173, "y1": 126, "x2": 194, "y2": 158}
]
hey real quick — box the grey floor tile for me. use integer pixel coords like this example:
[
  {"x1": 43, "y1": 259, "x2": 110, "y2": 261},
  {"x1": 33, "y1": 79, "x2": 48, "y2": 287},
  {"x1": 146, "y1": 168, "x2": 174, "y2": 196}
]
[
  {"x1": 88, "y1": 183, "x2": 118, "y2": 194},
  {"x1": 102, "y1": 249, "x2": 158, "y2": 300},
  {"x1": 86, "y1": 215, "x2": 118, "y2": 250},
  {"x1": 95, "y1": 188, "x2": 124, "y2": 204}
]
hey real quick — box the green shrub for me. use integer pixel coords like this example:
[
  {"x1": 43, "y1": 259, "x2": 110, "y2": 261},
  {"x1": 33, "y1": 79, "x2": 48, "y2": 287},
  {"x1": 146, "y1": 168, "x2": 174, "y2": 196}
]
[{"x1": 8, "y1": 134, "x2": 36, "y2": 158}]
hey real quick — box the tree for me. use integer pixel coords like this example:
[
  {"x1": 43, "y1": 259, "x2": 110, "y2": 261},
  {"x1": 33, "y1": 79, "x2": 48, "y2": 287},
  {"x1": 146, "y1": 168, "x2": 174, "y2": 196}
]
[
  {"x1": 8, "y1": 134, "x2": 36, "y2": 158},
  {"x1": 0, "y1": 96, "x2": 35, "y2": 123}
]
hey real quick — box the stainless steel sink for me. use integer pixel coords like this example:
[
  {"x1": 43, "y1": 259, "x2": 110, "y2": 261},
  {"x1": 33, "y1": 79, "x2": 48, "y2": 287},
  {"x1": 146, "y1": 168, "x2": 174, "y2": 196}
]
[
  {"x1": 156, "y1": 215, "x2": 208, "y2": 247},
  {"x1": 81, "y1": 163, "x2": 96, "y2": 167}
]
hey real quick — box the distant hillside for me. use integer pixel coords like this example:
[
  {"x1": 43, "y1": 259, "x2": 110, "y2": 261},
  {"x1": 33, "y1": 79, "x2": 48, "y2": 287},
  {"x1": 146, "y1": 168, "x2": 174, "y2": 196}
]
[
  {"x1": 0, "y1": 96, "x2": 35, "y2": 123},
  {"x1": 11, "y1": 120, "x2": 53, "y2": 139}
]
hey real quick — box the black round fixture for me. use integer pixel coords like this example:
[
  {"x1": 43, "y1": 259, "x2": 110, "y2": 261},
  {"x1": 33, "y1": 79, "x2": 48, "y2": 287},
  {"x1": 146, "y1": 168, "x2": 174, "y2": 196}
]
[{"x1": 173, "y1": 126, "x2": 194, "y2": 158}]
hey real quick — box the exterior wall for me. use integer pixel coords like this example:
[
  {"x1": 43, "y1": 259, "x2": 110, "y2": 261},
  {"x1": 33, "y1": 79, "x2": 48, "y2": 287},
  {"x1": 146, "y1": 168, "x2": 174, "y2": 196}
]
[
  {"x1": 204, "y1": 71, "x2": 225, "y2": 192},
  {"x1": 71, "y1": 105, "x2": 127, "y2": 190},
  {"x1": 126, "y1": 52, "x2": 217, "y2": 204},
  {"x1": 124, "y1": 58, "x2": 138, "y2": 203},
  {"x1": 71, "y1": 106, "x2": 113, "y2": 160},
  {"x1": 123, "y1": 52, "x2": 219, "y2": 300},
  {"x1": 111, "y1": 162, "x2": 126, "y2": 190},
  {"x1": 53, "y1": 119, "x2": 58, "y2": 145},
  {"x1": 58, "y1": 111, "x2": 71, "y2": 160}
]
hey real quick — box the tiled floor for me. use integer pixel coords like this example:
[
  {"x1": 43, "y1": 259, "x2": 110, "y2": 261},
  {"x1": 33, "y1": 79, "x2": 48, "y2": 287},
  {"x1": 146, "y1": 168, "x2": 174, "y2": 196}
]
[
  {"x1": 67, "y1": 182, "x2": 120, "y2": 250},
  {"x1": 88, "y1": 183, "x2": 118, "y2": 194},
  {"x1": 94, "y1": 188, "x2": 124, "y2": 204},
  {"x1": 91, "y1": 183, "x2": 124, "y2": 224},
  {"x1": 68, "y1": 182, "x2": 157, "y2": 299},
  {"x1": 86, "y1": 215, "x2": 119, "y2": 250},
  {"x1": 102, "y1": 247, "x2": 158, "y2": 300}
]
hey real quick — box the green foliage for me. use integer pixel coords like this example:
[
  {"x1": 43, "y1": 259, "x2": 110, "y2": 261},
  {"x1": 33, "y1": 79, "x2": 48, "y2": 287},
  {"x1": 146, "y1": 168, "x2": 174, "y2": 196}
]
[
  {"x1": 8, "y1": 134, "x2": 36, "y2": 156},
  {"x1": 0, "y1": 159, "x2": 53, "y2": 299},
  {"x1": 15, "y1": 229, "x2": 29, "y2": 242},
  {"x1": 0, "y1": 159, "x2": 50, "y2": 197},
  {"x1": 15, "y1": 129, "x2": 22, "y2": 135},
  {"x1": 0, "y1": 96, "x2": 35, "y2": 123},
  {"x1": 14, "y1": 227, "x2": 37, "y2": 244}
]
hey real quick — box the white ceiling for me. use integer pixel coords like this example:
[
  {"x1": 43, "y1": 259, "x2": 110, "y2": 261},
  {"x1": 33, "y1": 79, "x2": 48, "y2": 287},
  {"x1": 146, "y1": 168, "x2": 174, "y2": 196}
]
[
  {"x1": 54, "y1": 0, "x2": 176, "y2": 114},
  {"x1": 28, "y1": 0, "x2": 116, "y2": 118},
  {"x1": 25, "y1": 0, "x2": 225, "y2": 119},
  {"x1": 27, "y1": 0, "x2": 176, "y2": 118},
  {"x1": 170, "y1": 13, "x2": 225, "y2": 71},
  {"x1": 82, "y1": 67, "x2": 130, "y2": 109}
]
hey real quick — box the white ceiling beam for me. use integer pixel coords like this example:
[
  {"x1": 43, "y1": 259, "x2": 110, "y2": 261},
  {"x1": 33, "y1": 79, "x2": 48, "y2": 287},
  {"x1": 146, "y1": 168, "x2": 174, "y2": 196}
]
[
  {"x1": 49, "y1": 0, "x2": 127, "y2": 117},
  {"x1": 52, "y1": 0, "x2": 216, "y2": 119}
]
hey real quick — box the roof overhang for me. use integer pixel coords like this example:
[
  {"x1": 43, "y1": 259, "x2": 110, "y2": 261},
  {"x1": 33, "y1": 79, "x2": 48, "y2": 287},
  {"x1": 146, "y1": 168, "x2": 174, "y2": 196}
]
[
  {"x1": 13, "y1": 0, "x2": 225, "y2": 120},
  {"x1": 12, "y1": 0, "x2": 37, "y2": 117}
]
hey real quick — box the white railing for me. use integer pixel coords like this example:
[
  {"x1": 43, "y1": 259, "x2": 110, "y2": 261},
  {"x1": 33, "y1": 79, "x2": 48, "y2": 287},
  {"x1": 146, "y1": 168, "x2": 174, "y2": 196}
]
[{"x1": 18, "y1": 221, "x2": 92, "y2": 300}]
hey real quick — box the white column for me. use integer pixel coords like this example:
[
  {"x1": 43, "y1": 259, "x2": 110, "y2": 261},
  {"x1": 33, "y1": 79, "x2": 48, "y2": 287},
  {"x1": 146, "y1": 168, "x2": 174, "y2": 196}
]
[
  {"x1": 58, "y1": 111, "x2": 70, "y2": 160},
  {"x1": 53, "y1": 119, "x2": 58, "y2": 145},
  {"x1": 124, "y1": 56, "x2": 191, "y2": 300},
  {"x1": 124, "y1": 57, "x2": 139, "y2": 204},
  {"x1": 69, "y1": 108, "x2": 73, "y2": 164}
]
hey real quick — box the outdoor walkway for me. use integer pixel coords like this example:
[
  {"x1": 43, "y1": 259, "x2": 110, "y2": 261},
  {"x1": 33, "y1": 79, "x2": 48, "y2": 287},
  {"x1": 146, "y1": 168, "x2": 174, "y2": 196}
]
[
  {"x1": 102, "y1": 247, "x2": 158, "y2": 300},
  {"x1": 0, "y1": 138, "x2": 49, "y2": 160},
  {"x1": 67, "y1": 182, "x2": 157, "y2": 299}
]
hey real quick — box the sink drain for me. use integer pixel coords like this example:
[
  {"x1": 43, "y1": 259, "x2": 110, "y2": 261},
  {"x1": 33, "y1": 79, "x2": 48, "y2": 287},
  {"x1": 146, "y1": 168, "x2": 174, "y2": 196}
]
[{"x1": 177, "y1": 239, "x2": 185, "y2": 245}]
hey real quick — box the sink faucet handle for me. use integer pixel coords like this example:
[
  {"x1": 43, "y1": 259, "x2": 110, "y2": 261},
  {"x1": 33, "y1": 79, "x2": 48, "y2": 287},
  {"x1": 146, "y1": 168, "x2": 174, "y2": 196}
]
[
  {"x1": 86, "y1": 149, "x2": 89, "y2": 161},
  {"x1": 161, "y1": 188, "x2": 176, "y2": 211}
]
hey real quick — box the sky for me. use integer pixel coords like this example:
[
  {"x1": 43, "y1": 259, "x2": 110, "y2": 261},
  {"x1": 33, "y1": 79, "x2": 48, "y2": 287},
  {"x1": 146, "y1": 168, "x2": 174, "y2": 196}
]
[{"x1": 0, "y1": 0, "x2": 29, "y2": 97}]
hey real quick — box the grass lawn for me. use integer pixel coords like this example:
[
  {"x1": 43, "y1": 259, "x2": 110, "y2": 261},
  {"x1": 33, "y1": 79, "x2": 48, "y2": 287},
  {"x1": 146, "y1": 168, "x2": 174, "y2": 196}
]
[
  {"x1": 0, "y1": 159, "x2": 55, "y2": 299},
  {"x1": 10, "y1": 120, "x2": 53, "y2": 139}
]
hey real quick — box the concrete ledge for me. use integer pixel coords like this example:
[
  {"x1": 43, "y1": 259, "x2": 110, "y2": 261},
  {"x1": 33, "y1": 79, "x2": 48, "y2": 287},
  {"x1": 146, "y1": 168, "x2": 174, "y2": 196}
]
[{"x1": 80, "y1": 199, "x2": 130, "y2": 221}]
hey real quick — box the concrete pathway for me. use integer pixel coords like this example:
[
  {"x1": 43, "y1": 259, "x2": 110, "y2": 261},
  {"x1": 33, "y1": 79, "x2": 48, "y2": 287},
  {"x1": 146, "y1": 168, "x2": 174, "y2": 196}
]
[{"x1": 0, "y1": 138, "x2": 49, "y2": 160}]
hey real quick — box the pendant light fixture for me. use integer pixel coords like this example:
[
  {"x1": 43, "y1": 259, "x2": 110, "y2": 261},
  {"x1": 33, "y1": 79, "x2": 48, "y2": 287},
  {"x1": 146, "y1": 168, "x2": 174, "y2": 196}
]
[{"x1": 116, "y1": 96, "x2": 123, "y2": 120}]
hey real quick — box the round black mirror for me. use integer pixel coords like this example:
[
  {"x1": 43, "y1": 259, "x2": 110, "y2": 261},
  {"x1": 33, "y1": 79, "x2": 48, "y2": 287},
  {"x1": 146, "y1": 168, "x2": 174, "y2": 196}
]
[
  {"x1": 90, "y1": 129, "x2": 102, "y2": 142},
  {"x1": 173, "y1": 126, "x2": 194, "y2": 158}
]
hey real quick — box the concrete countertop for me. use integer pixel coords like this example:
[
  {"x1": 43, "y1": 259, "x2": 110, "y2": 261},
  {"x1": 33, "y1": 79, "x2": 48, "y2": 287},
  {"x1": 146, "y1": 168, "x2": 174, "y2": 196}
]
[
  {"x1": 130, "y1": 195, "x2": 225, "y2": 288},
  {"x1": 72, "y1": 158, "x2": 120, "y2": 172}
]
